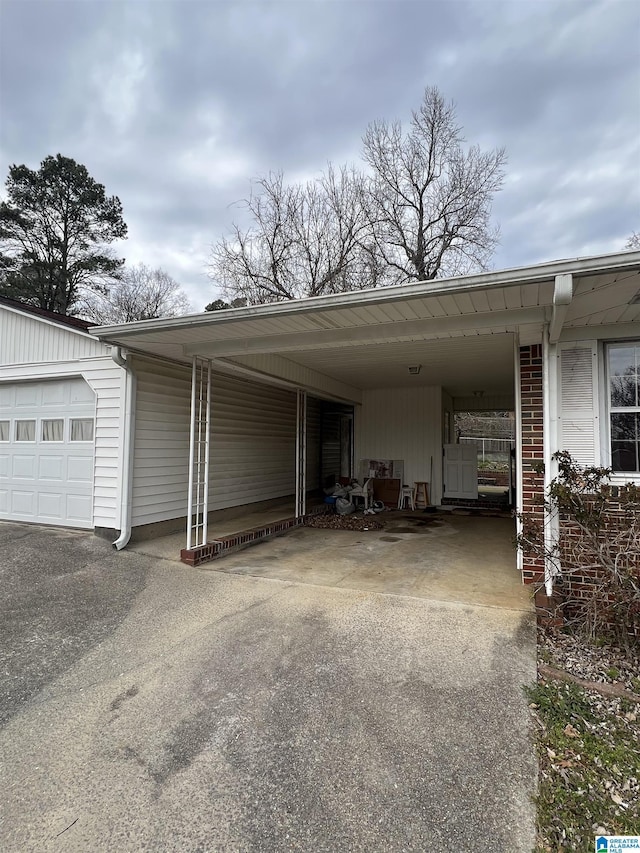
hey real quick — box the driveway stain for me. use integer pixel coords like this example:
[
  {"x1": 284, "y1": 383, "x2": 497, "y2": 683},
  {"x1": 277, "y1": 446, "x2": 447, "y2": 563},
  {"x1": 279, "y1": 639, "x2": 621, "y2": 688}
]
[{"x1": 110, "y1": 684, "x2": 140, "y2": 712}]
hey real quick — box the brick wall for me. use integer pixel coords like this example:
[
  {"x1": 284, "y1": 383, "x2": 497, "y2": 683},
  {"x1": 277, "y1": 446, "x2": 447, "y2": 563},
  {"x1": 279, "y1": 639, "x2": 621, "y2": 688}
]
[
  {"x1": 556, "y1": 486, "x2": 640, "y2": 637},
  {"x1": 519, "y1": 344, "x2": 545, "y2": 585}
]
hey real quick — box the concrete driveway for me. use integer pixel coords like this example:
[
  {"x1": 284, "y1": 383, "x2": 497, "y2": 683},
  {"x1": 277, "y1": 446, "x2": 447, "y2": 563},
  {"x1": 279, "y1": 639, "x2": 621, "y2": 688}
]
[{"x1": 0, "y1": 521, "x2": 537, "y2": 852}]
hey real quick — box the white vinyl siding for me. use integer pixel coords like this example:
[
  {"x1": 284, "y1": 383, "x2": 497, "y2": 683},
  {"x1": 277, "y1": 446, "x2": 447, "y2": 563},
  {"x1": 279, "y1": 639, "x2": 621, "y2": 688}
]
[
  {"x1": 557, "y1": 341, "x2": 599, "y2": 466},
  {"x1": 356, "y1": 386, "x2": 443, "y2": 504},
  {"x1": 0, "y1": 306, "x2": 105, "y2": 365},
  {"x1": 80, "y1": 364, "x2": 123, "y2": 528},
  {"x1": 131, "y1": 358, "x2": 301, "y2": 527}
]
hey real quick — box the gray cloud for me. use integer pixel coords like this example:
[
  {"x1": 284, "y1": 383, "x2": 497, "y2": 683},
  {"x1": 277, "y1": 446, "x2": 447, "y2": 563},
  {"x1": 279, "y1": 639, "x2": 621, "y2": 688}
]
[{"x1": 1, "y1": 0, "x2": 639, "y2": 310}]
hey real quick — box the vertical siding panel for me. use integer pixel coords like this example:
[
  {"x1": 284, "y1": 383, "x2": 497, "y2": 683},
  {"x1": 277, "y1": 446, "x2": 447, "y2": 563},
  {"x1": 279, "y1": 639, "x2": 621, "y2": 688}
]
[
  {"x1": 306, "y1": 396, "x2": 321, "y2": 490},
  {"x1": 356, "y1": 386, "x2": 443, "y2": 503},
  {"x1": 0, "y1": 307, "x2": 105, "y2": 365}
]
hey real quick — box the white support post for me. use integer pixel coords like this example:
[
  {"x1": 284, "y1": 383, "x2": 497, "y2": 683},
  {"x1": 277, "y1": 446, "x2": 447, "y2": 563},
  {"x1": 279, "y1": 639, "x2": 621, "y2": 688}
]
[
  {"x1": 186, "y1": 356, "x2": 197, "y2": 550},
  {"x1": 543, "y1": 328, "x2": 560, "y2": 596},
  {"x1": 202, "y1": 361, "x2": 211, "y2": 544},
  {"x1": 295, "y1": 390, "x2": 307, "y2": 518},
  {"x1": 186, "y1": 357, "x2": 212, "y2": 550}
]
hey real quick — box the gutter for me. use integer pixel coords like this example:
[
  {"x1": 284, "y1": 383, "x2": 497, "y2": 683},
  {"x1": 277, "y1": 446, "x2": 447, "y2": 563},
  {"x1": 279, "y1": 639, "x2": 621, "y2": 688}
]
[
  {"x1": 88, "y1": 250, "x2": 640, "y2": 341},
  {"x1": 111, "y1": 346, "x2": 136, "y2": 550}
]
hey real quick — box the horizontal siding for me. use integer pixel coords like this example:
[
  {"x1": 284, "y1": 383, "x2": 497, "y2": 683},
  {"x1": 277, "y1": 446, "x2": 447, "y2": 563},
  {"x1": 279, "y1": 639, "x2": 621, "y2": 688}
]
[
  {"x1": 0, "y1": 307, "x2": 107, "y2": 365},
  {"x1": 131, "y1": 358, "x2": 300, "y2": 526},
  {"x1": 80, "y1": 363, "x2": 123, "y2": 529}
]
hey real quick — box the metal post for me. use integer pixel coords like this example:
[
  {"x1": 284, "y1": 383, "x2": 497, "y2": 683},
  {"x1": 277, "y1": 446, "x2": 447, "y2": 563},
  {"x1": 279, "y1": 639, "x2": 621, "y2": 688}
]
[
  {"x1": 295, "y1": 390, "x2": 307, "y2": 517},
  {"x1": 186, "y1": 356, "x2": 197, "y2": 550},
  {"x1": 202, "y1": 360, "x2": 211, "y2": 544}
]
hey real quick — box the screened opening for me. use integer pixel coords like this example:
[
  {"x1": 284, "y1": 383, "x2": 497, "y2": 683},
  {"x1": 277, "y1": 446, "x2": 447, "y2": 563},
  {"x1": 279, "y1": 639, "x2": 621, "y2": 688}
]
[{"x1": 453, "y1": 410, "x2": 515, "y2": 505}]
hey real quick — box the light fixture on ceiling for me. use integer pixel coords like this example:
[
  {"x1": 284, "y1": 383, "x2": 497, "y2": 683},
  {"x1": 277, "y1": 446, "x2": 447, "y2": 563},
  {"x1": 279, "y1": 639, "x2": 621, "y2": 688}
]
[
  {"x1": 473, "y1": 390, "x2": 485, "y2": 398},
  {"x1": 408, "y1": 365, "x2": 422, "y2": 375}
]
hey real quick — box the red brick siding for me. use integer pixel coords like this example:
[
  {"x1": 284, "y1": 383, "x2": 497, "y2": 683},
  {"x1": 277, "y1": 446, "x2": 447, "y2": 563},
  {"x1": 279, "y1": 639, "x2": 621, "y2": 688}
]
[
  {"x1": 519, "y1": 344, "x2": 545, "y2": 585},
  {"x1": 557, "y1": 487, "x2": 640, "y2": 636}
]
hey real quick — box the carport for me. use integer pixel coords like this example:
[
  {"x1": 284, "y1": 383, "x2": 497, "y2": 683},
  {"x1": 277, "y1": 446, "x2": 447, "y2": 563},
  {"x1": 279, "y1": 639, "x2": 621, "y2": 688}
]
[{"x1": 91, "y1": 256, "x2": 599, "y2": 573}]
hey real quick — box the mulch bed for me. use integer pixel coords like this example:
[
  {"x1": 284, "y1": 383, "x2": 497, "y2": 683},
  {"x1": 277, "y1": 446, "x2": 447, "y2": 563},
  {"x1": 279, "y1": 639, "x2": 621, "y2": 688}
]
[{"x1": 305, "y1": 513, "x2": 384, "y2": 531}]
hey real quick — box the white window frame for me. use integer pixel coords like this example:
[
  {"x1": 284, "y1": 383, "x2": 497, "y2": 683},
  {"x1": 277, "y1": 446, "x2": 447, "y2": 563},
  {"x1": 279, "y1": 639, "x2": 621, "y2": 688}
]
[{"x1": 604, "y1": 340, "x2": 640, "y2": 478}]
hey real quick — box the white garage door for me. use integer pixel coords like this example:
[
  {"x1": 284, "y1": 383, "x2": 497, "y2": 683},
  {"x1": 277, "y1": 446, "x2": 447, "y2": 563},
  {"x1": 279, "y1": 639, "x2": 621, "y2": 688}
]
[{"x1": 0, "y1": 378, "x2": 96, "y2": 528}]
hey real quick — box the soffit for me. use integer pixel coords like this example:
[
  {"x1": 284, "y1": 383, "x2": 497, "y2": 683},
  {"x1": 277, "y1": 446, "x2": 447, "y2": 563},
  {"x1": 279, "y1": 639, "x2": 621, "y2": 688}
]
[{"x1": 234, "y1": 333, "x2": 516, "y2": 396}]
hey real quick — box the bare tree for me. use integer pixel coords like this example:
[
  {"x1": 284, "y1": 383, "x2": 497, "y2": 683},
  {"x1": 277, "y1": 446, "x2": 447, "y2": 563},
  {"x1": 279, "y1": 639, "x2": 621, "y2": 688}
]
[
  {"x1": 625, "y1": 232, "x2": 640, "y2": 250},
  {"x1": 211, "y1": 165, "x2": 378, "y2": 303},
  {"x1": 210, "y1": 87, "x2": 506, "y2": 303},
  {"x1": 83, "y1": 263, "x2": 190, "y2": 324},
  {"x1": 362, "y1": 86, "x2": 506, "y2": 283}
]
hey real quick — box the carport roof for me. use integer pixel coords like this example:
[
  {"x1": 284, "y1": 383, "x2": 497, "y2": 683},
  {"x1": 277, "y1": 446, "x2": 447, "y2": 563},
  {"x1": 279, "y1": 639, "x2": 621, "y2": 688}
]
[{"x1": 90, "y1": 251, "x2": 640, "y2": 399}]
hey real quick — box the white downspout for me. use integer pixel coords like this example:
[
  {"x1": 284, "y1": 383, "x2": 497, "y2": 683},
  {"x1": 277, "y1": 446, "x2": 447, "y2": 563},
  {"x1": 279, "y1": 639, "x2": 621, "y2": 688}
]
[
  {"x1": 514, "y1": 333, "x2": 524, "y2": 577},
  {"x1": 542, "y1": 327, "x2": 560, "y2": 595},
  {"x1": 111, "y1": 346, "x2": 136, "y2": 550}
]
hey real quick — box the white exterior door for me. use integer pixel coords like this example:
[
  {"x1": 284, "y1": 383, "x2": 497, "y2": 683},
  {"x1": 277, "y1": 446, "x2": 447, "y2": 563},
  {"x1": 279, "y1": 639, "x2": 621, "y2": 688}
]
[
  {"x1": 443, "y1": 443, "x2": 478, "y2": 500},
  {"x1": 0, "y1": 378, "x2": 96, "y2": 528}
]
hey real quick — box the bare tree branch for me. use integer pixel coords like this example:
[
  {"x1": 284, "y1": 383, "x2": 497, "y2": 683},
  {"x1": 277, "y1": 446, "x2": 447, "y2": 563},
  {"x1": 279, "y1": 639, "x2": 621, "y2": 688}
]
[
  {"x1": 362, "y1": 86, "x2": 506, "y2": 284},
  {"x1": 81, "y1": 263, "x2": 190, "y2": 323}
]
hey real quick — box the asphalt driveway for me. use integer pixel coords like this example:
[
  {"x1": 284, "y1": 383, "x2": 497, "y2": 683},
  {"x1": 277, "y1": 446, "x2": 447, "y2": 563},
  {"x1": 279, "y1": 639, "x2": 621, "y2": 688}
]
[{"x1": 0, "y1": 522, "x2": 537, "y2": 852}]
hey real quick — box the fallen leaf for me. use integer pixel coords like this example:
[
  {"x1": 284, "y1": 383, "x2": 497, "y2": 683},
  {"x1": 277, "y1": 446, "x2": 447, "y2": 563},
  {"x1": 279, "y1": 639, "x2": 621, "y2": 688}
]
[{"x1": 564, "y1": 723, "x2": 580, "y2": 738}]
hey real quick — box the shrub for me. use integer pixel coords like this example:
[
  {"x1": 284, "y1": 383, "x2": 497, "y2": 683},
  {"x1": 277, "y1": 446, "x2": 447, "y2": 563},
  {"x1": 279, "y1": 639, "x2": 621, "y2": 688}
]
[{"x1": 517, "y1": 451, "x2": 640, "y2": 645}]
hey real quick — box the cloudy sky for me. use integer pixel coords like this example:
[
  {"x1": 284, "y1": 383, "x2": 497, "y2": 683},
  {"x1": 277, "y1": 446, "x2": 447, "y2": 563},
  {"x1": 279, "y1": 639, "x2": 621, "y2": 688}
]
[{"x1": 1, "y1": 0, "x2": 639, "y2": 311}]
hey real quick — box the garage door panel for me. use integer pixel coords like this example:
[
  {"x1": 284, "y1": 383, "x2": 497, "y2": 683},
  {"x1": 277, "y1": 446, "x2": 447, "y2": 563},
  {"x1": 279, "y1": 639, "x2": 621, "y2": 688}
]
[
  {"x1": 42, "y1": 384, "x2": 66, "y2": 405},
  {"x1": 38, "y1": 492, "x2": 64, "y2": 519},
  {"x1": 39, "y1": 455, "x2": 65, "y2": 480},
  {"x1": 12, "y1": 455, "x2": 35, "y2": 479},
  {"x1": 16, "y1": 385, "x2": 41, "y2": 407},
  {"x1": 67, "y1": 456, "x2": 93, "y2": 483},
  {"x1": 11, "y1": 490, "x2": 35, "y2": 515},
  {"x1": 0, "y1": 378, "x2": 95, "y2": 529},
  {"x1": 66, "y1": 494, "x2": 92, "y2": 523},
  {"x1": 70, "y1": 383, "x2": 95, "y2": 404}
]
